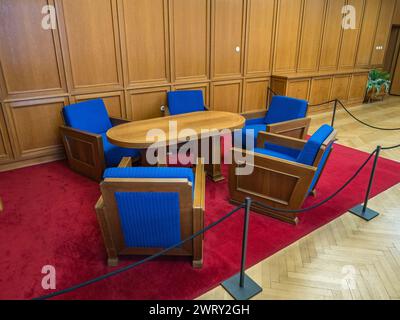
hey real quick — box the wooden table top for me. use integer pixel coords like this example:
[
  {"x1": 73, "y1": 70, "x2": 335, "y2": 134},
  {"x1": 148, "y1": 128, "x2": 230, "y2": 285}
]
[{"x1": 107, "y1": 111, "x2": 246, "y2": 149}]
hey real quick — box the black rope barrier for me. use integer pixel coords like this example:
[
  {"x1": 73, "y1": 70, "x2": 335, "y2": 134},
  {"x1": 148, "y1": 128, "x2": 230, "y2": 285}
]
[
  {"x1": 34, "y1": 145, "x2": 382, "y2": 300},
  {"x1": 335, "y1": 100, "x2": 400, "y2": 131},
  {"x1": 267, "y1": 87, "x2": 400, "y2": 131},
  {"x1": 381, "y1": 144, "x2": 400, "y2": 150},
  {"x1": 34, "y1": 204, "x2": 245, "y2": 300}
]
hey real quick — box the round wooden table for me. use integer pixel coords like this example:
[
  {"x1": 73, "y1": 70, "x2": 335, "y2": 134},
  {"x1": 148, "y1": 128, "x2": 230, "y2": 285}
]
[{"x1": 107, "y1": 111, "x2": 246, "y2": 181}]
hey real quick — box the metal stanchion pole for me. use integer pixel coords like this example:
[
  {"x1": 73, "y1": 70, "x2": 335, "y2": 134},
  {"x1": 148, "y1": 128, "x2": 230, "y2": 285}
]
[
  {"x1": 349, "y1": 146, "x2": 381, "y2": 221},
  {"x1": 331, "y1": 99, "x2": 338, "y2": 128},
  {"x1": 221, "y1": 198, "x2": 262, "y2": 300}
]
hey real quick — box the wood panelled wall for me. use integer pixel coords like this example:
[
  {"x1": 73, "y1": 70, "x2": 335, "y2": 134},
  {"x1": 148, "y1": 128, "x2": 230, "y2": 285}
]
[{"x1": 0, "y1": 0, "x2": 396, "y2": 170}]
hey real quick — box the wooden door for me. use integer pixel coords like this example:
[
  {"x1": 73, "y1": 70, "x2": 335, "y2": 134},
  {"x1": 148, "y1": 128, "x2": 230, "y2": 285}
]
[
  {"x1": 356, "y1": 0, "x2": 381, "y2": 67},
  {"x1": 273, "y1": 0, "x2": 303, "y2": 73},
  {"x1": 320, "y1": 0, "x2": 346, "y2": 70},
  {"x1": 57, "y1": 0, "x2": 123, "y2": 93},
  {"x1": 338, "y1": 0, "x2": 365, "y2": 69},
  {"x1": 0, "y1": 0, "x2": 66, "y2": 100},
  {"x1": 211, "y1": 0, "x2": 246, "y2": 80},
  {"x1": 244, "y1": 0, "x2": 275, "y2": 77},
  {"x1": 297, "y1": 0, "x2": 327, "y2": 72},
  {"x1": 390, "y1": 52, "x2": 400, "y2": 95},
  {"x1": 370, "y1": 0, "x2": 397, "y2": 66},
  {"x1": 170, "y1": 0, "x2": 210, "y2": 83},
  {"x1": 210, "y1": 81, "x2": 242, "y2": 113},
  {"x1": 118, "y1": 0, "x2": 170, "y2": 87},
  {"x1": 126, "y1": 87, "x2": 170, "y2": 121}
]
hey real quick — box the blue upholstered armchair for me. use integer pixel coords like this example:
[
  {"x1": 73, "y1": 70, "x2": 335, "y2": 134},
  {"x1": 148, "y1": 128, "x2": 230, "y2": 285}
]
[
  {"x1": 60, "y1": 99, "x2": 140, "y2": 181},
  {"x1": 166, "y1": 90, "x2": 207, "y2": 116},
  {"x1": 230, "y1": 125, "x2": 336, "y2": 225},
  {"x1": 95, "y1": 158, "x2": 205, "y2": 268},
  {"x1": 241, "y1": 96, "x2": 311, "y2": 149}
]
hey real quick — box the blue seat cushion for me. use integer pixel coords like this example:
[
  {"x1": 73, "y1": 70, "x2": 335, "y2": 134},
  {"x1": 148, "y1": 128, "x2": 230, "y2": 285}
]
[
  {"x1": 63, "y1": 99, "x2": 112, "y2": 134},
  {"x1": 101, "y1": 134, "x2": 140, "y2": 167},
  {"x1": 297, "y1": 125, "x2": 334, "y2": 166},
  {"x1": 240, "y1": 124, "x2": 267, "y2": 149},
  {"x1": 264, "y1": 96, "x2": 308, "y2": 125},
  {"x1": 167, "y1": 90, "x2": 206, "y2": 115},
  {"x1": 103, "y1": 166, "x2": 195, "y2": 189}
]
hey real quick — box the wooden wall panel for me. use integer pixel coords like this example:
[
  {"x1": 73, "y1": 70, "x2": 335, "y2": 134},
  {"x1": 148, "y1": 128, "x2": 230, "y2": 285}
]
[
  {"x1": 0, "y1": 0, "x2": 66, "y2": 99},
  {"x1": 57, "y1": 0, "x2": 122, "y2": 93},
  {"x1": 370, "y1": 0, "x2": 397, "y2": 66},
  {"x1": 210, "y1": 81, "x2": 242, "y2": 113},
  {"x1": 170, "y1": 0, "x2": 210, "y2": 83},
  {"x1": 394, "y1": 0, "x2": 400, "y2": 25},
  {"x1": 0, "y1": 104, "x2": 13, "y2": 163},
  {"x1": 71, "y1": 91, "x2": 126, "y2": 118},
  {"x1": 244, "y1": 0, "x2": 275, "y2": 77},
  {"x1": 319, "y1": 0, "x2": 346, "y2": 70},
  {"x1": 0, "y1": 0, "x2": 392, "y2": 170},
  {"x1": 118, "y1": 0, "x2": 170, "y2": 87},
  {"x1": 287, "y1": 80, "x2": 311, "y2": 101},
  {"x1": 127, "y1": 87, "x2": 170, "y2": 121},
  {"x1": 348, "y1": 73, "x2": 368, "y2": 102},
  {"x1": 3, "y1": 97, "x2": 68, "y2": 160},
  {"x1": 391, "y1": 52, "x2": 400, "y2": 95},
  {"x1": 356, "y1": 0, "x2": 381, "y2": 67},
  {"x1": 309, "y1": 77, "x2": 333, "y2": 105},
  {"x1": 211, "y1": 0, "x2": 245, "y2": 80},
  {"x1": 273, "y1": 0, "x2": 303, "y2": 73},
  {"x1": 338, "y1": 0, "x2": 365, "y2": 69},
  {"x1": 330, "y1": 75, "x2": 351, "y2": 101},
  {"x1": 242, "y1": 78, "x2": 270, "y2": 113},
  {"x1": 297, "y1": 0, "x2": 326, "y2": 72}
]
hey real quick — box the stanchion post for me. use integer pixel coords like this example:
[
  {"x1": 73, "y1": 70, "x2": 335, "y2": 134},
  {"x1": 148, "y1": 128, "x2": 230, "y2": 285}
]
[
  {"x1": 221, "y1": 198, "x2": 262, "y2": 300},
  {"x1": 349, "y1": 146, "x2": 381, "y2": 221},
  {"x1": 331, "y1": 99, "x2": 338, "y2": 128}
]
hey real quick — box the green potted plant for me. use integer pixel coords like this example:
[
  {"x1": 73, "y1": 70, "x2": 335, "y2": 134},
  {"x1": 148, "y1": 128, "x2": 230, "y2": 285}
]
[{"x1": 366, "y1": 69, "x2": 391, "y2": 102}]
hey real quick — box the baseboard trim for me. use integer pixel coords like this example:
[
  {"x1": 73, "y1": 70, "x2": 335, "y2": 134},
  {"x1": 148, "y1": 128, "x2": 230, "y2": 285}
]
[{"x1": 0, "y1": 153, "x2": 65, "y2": 172}]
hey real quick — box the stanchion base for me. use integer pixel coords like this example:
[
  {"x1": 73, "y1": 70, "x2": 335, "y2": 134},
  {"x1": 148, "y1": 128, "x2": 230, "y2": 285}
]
[
  {"x1": 221, "y1": 273, "x2": 262, "y2": 300},
  {"x1": 349, "y1": 205, "x2": 379, "y2": 221}
]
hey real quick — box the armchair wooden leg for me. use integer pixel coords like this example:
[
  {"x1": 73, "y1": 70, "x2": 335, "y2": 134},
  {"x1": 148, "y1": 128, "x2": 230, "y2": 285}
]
[
  {"x1": 192, "y1": 259, "x2": 203, "y2": 269},
  {"x1": 107, "y1": 257, "x2": 119, "y2": 267}
]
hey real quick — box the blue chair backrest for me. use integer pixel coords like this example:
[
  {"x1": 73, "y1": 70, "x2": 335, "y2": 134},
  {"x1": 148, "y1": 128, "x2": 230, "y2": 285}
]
[
  {"x1": 296, "y1": 125, "x2": 334, "y2": 166},
  {"x1": 63, "y1": 99, "x2": 112, "y2": 134},
  {"x1": 264, "y1": 96, "x2": 308, "y2": 125},
  {"x1": 103, "y1": 167, "x2": 195, "y2": 248},
  {"x1": 167, "y1": 90, "x2": 206, "y2": 116}
]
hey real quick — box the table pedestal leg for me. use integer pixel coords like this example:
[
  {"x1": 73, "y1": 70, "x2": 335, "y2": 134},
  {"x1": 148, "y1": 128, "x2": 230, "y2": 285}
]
[
  {"x1": 200, "y1": 136, "x2": 224, "y2": 182},
  {"x1": 140, "y1": 149, "x2": 168, "y2": 167}
]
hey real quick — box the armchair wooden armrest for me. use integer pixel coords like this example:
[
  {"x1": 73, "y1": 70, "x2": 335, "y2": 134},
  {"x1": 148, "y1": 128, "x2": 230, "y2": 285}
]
[
  {"x1": 241, "y1": 110, "x2": 267, "y2": 121},
  {"x1": 229, "y1": 148, "x2": 316, "y2": 224},
  {"x1": 60, "y1": 125, "x2": 106, "y2": 181},
  {"x1": 110, "y1": 117, "x2": 131, "y2": 127},
  {"x1": 192, "y1": 158, "x2": 205, "y2": 268},
  {"x1": 0, "y1": 197, "x2": 3, "y2": 212},
  {"x1": 257, "y1": 132, "x2": 307, "y2": 149},
  {"x1": 266, "y1": 117, "x2": 311, "y2": 139}
]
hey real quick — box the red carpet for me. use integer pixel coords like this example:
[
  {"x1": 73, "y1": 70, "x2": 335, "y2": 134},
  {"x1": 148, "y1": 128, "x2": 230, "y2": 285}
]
[{"x1": 0, "y1": 143, "x2": 399, "y2": 300}]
